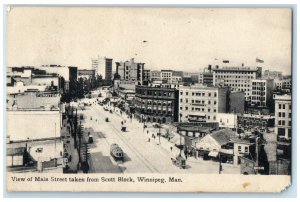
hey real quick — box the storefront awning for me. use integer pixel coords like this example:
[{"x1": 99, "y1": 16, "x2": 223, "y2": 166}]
[{"x1": 208, "y1": 151, "x2": 219, "y2": 158}]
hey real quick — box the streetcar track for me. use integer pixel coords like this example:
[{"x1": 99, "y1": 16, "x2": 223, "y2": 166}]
[{"x1": 92, "y1": 105, "x2": 160, "y2": 173}]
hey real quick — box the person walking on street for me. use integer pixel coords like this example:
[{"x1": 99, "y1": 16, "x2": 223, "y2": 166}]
[{"x1": 170, "y1": 146, "x2": 173, "y2": 152}]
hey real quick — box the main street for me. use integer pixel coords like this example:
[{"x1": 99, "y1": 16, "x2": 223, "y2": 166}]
[{"x1": 78, "y1": 99, "x2": 240, "y2": 174}]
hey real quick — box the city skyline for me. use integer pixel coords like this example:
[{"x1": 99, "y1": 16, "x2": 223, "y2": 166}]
[{"x1": 7, "y1": 7, "x2": 292, "y2": 74}]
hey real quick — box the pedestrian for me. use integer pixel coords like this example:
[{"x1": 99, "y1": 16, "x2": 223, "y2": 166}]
[
  {"x1": 170, "y1": 146, "x2": 173, "y2": 152},
  {"x1": 147, "y1": 130, "x2": 149, "y2": 134},
  {"x1": 148, "y1": 138, "x2": 150, "y2": 142}
]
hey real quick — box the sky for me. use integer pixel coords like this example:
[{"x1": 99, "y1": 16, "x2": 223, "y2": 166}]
[{"x1": 6, "y1": 7, "x2": 292, "y2": 75}]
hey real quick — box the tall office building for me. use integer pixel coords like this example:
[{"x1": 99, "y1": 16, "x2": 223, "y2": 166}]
[
  {"x1": 91, "y1": 56, "x2": 100, "y2": 76},
  {"x1": 274, "y1": 94, "x2": 292, "y2": 139},
  {"x1": 105, "y1": 58, "x2": 113, "y2": 80}
]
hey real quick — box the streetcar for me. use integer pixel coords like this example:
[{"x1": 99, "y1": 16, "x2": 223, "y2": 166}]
[{"x1": 110, "y1": 144, "x2": 124, "y2": 162}]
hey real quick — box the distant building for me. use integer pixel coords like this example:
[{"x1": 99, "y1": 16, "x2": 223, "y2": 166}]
[
  {"x1": 216, "y1": 113, "x2": 237, "y2": 129},
  {"x1": 135, "y1": 85, "x2": 179, "y2": 123},
  {"x1": 77, "y1": 69, "x2": 96, "y2": 80},
  {"x1": 178, "y1": 85, "x2": 230, "y2": 122},
  {"x1": 150, "y1": 70, "x2": 161, "y2": 81},
  {"x1": 212, "y1": 66, "x2": 262, "y2": 101},
  {"x1": 142, "y1": 69, "x2": 151, "y2": 85},
  {"x1": 91, "y1": 56, "x2": 100, "y2": 76},
  {"x1": 116, "y1": 58, "x2": 144, "y2": 84},
  {"x1": 105, "y1": 58, "x2": 113, "y2": 80},
  {"x1": 38, "y1": 65, "x2": 70, "y2": 92},
  {"x1": 229, "y1": 91, "x2": 245, "y2": 114},
  {"x1": 274, "y1": 94, "x2": 292, "y2": 139},
  {"x1": 250, "y1": 79, "x2": 274, "y2": 109},
  {"x1": 237, "y1": 114, "x2": 275, "y2": 133},
  {"x1": 68, "y1": 66, "x2": 78, "y2": 94},
  {"x1": 263, "y1": 70, "x2": 283, "y2": 80}
]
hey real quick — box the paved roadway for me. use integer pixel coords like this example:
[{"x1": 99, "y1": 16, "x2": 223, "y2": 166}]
[{"x1": 79, "y1": 101, "x2": 240, "y2": 174}]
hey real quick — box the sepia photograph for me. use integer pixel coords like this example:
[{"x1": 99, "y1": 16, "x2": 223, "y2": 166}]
[{"x1": 5, "y1": 6, "x2": 293, "y2": 192}]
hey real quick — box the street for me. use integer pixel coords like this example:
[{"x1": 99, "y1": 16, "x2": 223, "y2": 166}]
[{"x1": 78, "y1": 100, "x2": 240, "y2": 174}]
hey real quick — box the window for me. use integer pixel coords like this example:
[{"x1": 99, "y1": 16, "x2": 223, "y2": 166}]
[
  {"x1": 186, "y1": 92, "x2": 188, "y2": 96},
  {"x1": 283, "y1": 104, "x2": 285, "y2": 109},
  {"x1": 238, "y1": 146, "x2": 242, "y2": 152},
  {"x1": 278, "y1": 112, "x2": 281, "y2": 117},
  {"x1": 245, "y1": 147, "x2": 248, "y2": 153},
  {"x1": 289, "y1": 113, "x2": 292, "y2": 118},
  {"x1": 278, "y1": 120, "x2": 281, "y2": 125},
  {"x1": 283, "y1": 112, "x2": 286, "y2": 117},
  {"x1": 279, "y1": 104, "x2": 281, "y2": 109},
  {"x1": 282, "y1": 120, "x2": 286, "y2": 125},
  {"x1": 185, "y1": 107, "x2": 188, "y2": 110}
]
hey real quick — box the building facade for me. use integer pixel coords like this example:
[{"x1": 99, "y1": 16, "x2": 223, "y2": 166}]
[
  {"x1": 116, "y1": 58, "x2": 144, "y2": 84},
  {"x1": 250, "y1": 79, "x2": 274, "y2": 108},
  {"x1": 135, "y1": 85, "x2": 179, "y2": 123},
  {"x1": 237, "y1": 114, "x2": 275, "y2": 133},
  {"x1": 179, "y1": 85, "x2": 230, "y2": 122},
  {"x1": 274, "y1": 94, "x2": 292, "y2": 139},
  {"x1": 105, "y1": 58, "x2": 113, "y2": 80},
  {"x1": 212, "y1": 66, "x2": 261, "y2": 100}
]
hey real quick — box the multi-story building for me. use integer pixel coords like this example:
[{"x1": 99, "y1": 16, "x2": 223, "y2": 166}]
[
  {"x1": 250, "y1": 79, "x2": 274, "y2": 108},
  {"x1": 229, "y1": 91, "x2": 245, "y2": 114},
  {"x1": 263, "y1": 70, "x2": 283, "y2": 80},
  {"x1": 142, "y1": 69, "x2": 151, "y2": 85},
  {"x1": 237, "y1": 114, "x2": 275, "y2": 133},
  {"x1": 274, "y1": 94, "x2": 292, "y2": 139},
  {"x1": 77, "y1": 69, "x2": 96, "y2": 80},
  {"x1": 105, "y1": 58, "x2": 113, "y2": 80},
  {"x1": 116, "y1": 58, "x2": 144, "y2": 84},
  {"x1": 150, "y1": 70, "x2": 183, "y2": 83},
  {"x1": 150, "y1": 70, "x2": 161, "y2": 81},
  {"x1": 212, "y1": 66, "x2": 262, "y2": 100},
  {"x1": 91, "y1": 56, "x2": 100, "y2": 76},
  {"x1": 135, "y1": 85, "x2": 179, "y2": 123},
  {"x1": 178, "y1": 85, "x2": 230, "y2": 122}
]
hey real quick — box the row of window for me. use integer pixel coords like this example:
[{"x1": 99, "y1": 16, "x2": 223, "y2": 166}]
[
  {"x1": 252, "y1": 91, "x2": 266, "y2": 96},
  {"x1": 278, "y1": 103, "x2": 292, "y2": 110},
  {"x1": 180, "y1": 91, "x2": 217, "y2": 97},
  {"x1": 237, "y1": 146, "x2": 249, "y2": 153},
  {"x1": 180, "y1": 106, "x2": 217, "y2": 113},
  {"x1": 251, "y1": 96, "x2": 266, "y2": 101},
  {"x1": 215, "y1": 71, "x2": 255, "y2": 75},
  {"x1": 137, "y1": 91, "x2": 174, "y2": 97},
  {"x1": 278, "y1": 120, "x2": 292, "y2": 126},
  {"x1": 139, "y1": 109, "x2": 173, "y2": 114},
  {"x1": 278, "y1": 112, "x2": 292, "y2": 118},
  {"x1": 179, "y1": 99, "x2": 217, "y2": 105}
]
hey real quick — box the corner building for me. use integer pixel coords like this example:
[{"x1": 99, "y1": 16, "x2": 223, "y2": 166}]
[
  {"x1": 135, "y1": 86, "x2": 179, "y2": 123},
  {"x1": 179, "y1": 85, "x2": 230, "y2": 122}
]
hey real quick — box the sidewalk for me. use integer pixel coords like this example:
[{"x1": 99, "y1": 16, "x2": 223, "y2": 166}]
[{"x1": 61, "y1": 119, "x2": 79, "y2": 172}]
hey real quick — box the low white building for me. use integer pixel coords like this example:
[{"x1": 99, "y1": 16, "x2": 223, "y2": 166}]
[
  {"x1": 7, "y1": 110, "x2": 62, "y2": 142},
  {"x1": 216, "y1": 113, "x2": 237, "y2": 129}
]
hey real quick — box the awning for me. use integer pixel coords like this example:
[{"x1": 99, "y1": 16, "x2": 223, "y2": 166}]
[{"x1": 208, "y1": 151, "x2": 219, "y2": 158}]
